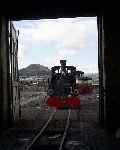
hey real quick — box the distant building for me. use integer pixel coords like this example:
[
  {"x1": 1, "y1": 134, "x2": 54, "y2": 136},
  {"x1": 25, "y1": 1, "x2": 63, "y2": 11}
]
[{"x1": 19, "y1": 75, "x2": 50, "y2": 81}]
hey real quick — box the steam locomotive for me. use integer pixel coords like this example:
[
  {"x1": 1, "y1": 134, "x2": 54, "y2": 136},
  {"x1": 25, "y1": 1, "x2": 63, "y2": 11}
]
[
  {"x1": 76, "y1": 71, "x2": 94, "y2": 95},
  {"x1": 47, "y1": 60, "x2": 80, "y2": 108}
]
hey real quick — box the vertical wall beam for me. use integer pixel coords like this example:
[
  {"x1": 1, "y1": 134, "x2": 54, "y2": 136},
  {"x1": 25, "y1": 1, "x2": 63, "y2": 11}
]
[
  {"x1": 0, "y1": 17, "x2": 12, "y2": 131},
  {"x1": 104, "y1": 15, "x2": 120, "y2": 133},
  {"x1": 97, "y1": 16, "x2": 105, "y2": 127}
]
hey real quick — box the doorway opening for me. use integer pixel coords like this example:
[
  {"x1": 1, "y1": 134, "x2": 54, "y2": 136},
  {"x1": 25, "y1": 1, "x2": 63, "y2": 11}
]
[{"x1": 12, "y1": 17, "x2": 99, "y2": 129}]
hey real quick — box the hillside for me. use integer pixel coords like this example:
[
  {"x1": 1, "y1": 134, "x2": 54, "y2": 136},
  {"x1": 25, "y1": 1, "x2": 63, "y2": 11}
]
[{"x1": 19, "y1": 64, "x2": 51, "y2": 77}]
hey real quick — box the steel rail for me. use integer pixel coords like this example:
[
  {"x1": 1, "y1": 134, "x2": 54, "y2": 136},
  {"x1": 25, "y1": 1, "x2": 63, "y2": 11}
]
[
  {"x1": 58, "y1": 109, "x2": 71, "y2": 150},
  {"x1": 25, "y1": 109, "x2": 56, "y2": 150}
]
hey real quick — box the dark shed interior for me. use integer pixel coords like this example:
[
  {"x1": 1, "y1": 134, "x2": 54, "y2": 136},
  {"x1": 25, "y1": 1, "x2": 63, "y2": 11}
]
[{"x1": 0, "y1": 1, "x2": 120, "y2": 135}]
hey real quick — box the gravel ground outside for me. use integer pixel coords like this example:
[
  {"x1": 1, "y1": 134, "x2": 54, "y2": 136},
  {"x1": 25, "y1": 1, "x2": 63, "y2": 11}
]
[
  {"x1": 1, "y1": 86, "x2": 120, "y2": 149},
  {"x1": 16, "y1": 87, "x2": 120, "y2": 149}
]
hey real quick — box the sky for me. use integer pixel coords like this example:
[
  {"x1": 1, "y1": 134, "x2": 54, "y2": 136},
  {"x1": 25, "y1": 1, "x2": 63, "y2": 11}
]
[{"x1": 13, "y1": 17, "x2": 98, "y2": 73}]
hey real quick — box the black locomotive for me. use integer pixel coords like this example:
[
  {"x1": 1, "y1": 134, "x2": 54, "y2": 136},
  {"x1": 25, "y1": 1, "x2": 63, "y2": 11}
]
[{"x1": 47, "y1": 60, "x2": 80, "y2": 108}]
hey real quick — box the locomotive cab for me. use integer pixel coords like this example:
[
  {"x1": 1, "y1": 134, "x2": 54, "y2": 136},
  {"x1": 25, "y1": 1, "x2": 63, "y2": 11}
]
[{"x1": 47, "y1": 60, "x2": 80, "y2": 108}]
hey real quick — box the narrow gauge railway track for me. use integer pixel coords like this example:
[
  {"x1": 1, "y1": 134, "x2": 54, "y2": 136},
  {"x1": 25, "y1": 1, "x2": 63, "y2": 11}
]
[{"x1": 24, "y1": 109, "x2": 71, "y2": 150}]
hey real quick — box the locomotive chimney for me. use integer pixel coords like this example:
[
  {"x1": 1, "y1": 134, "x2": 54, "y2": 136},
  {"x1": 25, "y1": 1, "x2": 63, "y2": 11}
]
[
  {"x1": 60, "y1": 60, "x2": 66, "y2": 73},
  {"x1": 60, "y1": 60, "x2": 66, "y2": 67}
]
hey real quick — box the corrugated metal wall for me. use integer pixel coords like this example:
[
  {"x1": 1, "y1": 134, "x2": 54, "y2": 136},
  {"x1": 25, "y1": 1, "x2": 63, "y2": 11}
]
[
  {"x1": 0, "y1": 18, "x2": 20, "y2": 130},
  {"x1": 9, "y1": 21, "x2": 20, "y2": 121}
]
